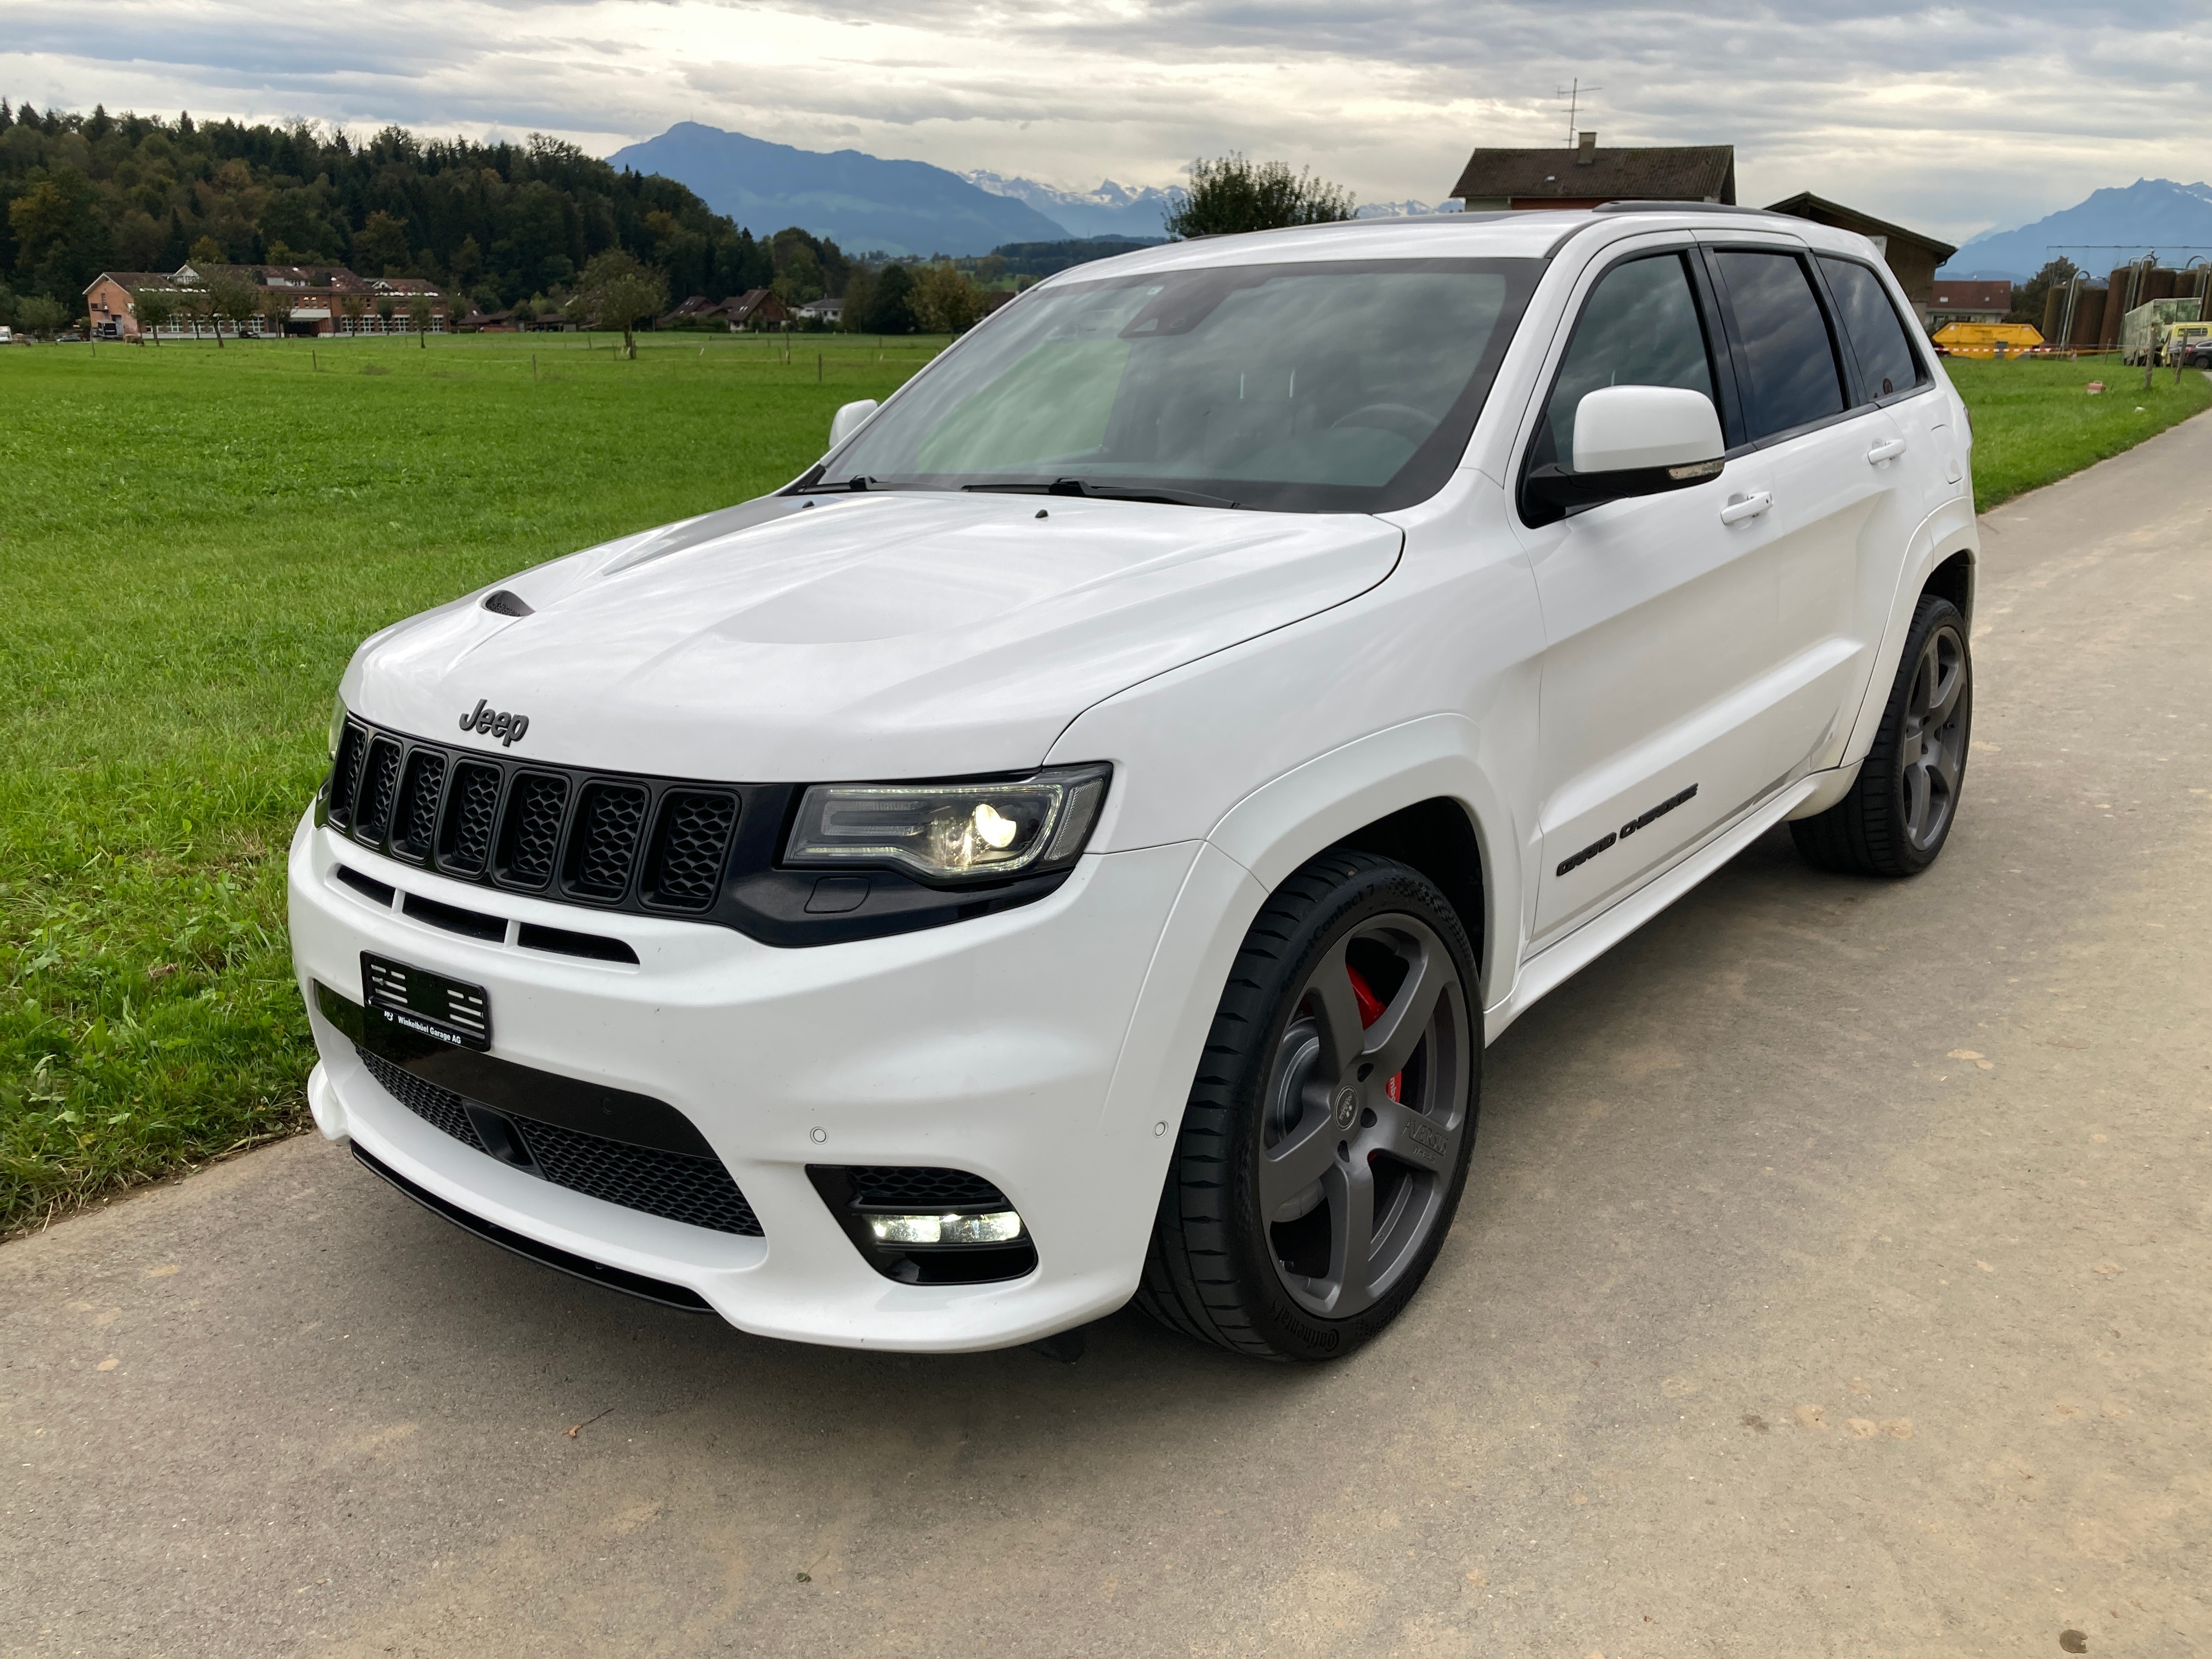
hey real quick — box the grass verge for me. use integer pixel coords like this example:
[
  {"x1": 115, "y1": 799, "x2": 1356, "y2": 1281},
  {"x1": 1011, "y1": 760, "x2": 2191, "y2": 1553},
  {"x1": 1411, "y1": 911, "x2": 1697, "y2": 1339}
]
[
  {"x1": 0, "y1": 331, "x2": 941, "y2": 1234},
  {"x1": 1946, "y1": 356, "x2": 2212, "y2": 508}
]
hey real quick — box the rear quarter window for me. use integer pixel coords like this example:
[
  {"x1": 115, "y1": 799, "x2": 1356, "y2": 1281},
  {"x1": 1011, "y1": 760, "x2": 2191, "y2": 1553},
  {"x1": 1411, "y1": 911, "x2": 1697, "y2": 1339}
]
[{"x1": 1818, "y1": 257, "x2": 1927, "y2": 402}]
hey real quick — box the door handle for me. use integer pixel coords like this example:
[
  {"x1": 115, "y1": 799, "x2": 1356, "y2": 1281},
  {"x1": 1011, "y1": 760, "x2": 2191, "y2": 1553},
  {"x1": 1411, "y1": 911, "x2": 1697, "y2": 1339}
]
[
  {"x1": 1720, "y1": 490, "x2": 1772, "y2": 526},
  {"x1": 1866, "y1": 438, "x2": 1907, "y2": 464}
]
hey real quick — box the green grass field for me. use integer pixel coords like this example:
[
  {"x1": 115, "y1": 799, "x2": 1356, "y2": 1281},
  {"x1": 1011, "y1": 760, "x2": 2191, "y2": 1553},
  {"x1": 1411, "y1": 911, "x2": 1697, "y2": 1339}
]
[
  {"x1": 1, "y1": 334, "x2": 2205, "y2": 1235},
  {"x1": 1945, "y1": 356, "x2": 2212, "y2": 507},
  {"x1": 0, "y1": 331, "x2": 945, "y2": 1233}
]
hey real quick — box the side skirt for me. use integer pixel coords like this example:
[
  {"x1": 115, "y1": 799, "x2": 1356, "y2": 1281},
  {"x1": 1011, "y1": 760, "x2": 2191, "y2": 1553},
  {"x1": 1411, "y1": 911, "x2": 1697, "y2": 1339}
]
[{"x1": 1484, "y1": 773, "x2": 1822, "y2": 1043}]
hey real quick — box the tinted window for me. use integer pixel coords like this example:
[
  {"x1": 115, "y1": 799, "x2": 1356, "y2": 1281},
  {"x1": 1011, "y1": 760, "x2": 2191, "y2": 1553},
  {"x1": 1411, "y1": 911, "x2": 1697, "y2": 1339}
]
[
  {"x1": 1714, "y1": 250, "x2": 1845, "y2": 439},
  {"x1": 1819, "y1": 256, "x2": 1924, "y2": 402},
  {"x1": 1538, "y1": 252, "x2": 1716, "y2": 470}
]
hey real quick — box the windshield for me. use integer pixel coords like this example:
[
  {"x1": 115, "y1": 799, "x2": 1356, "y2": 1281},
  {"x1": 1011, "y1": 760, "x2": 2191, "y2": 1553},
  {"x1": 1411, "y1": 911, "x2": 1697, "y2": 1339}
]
[{"x1": 809, "y1": 256, "x2": 1542, "y2": 514}]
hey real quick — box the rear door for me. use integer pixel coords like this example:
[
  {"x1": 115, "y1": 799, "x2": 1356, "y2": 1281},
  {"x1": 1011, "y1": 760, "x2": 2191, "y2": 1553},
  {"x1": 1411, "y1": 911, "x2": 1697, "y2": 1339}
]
[{"x1": 1698, "y1": 241, "x2": 1918, "y2": 782}]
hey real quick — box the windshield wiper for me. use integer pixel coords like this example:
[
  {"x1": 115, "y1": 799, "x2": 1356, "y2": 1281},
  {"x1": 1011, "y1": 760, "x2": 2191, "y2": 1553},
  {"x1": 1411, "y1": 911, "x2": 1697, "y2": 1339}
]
[{"x1": 962, "y1": 478, "x2": 1239, "y2": 509}]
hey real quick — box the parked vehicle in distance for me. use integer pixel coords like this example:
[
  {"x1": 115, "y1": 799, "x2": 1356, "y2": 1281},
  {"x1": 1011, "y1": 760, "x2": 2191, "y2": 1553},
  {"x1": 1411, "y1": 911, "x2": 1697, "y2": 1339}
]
[
  {"x1": 2164, "y1": 320, "x2": 2212, "y2": 368},
  {"x1": 292, "y1": 206, "x2": 1977, "y2": 1361},
  {"x1": 2120, "y1": 297, "x2": 2205, "y2": 365}
]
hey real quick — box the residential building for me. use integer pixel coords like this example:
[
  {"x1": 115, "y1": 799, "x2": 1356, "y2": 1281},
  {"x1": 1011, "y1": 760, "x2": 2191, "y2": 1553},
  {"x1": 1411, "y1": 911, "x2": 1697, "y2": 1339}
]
[
  {"x1": 83, "y1": 262, "x2": 448, "y2": 338},
  {"x1": 1451, "y1": 133, "x2": 1735, "y2": 211},
  {"x1": 1764, "y1": 194, "x2": 1957, "y2": 322},
  {"x1": 795, "y1": 297, "x2": 844, "y2": 325},
  {"x1": 1925, "y1": 280, "x2": 2013, "y2": 326}
]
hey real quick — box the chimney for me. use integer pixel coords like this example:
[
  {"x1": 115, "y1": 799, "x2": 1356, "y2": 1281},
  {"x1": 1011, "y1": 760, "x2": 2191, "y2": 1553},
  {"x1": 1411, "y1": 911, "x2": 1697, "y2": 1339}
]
[{"x1": 1576, "y1": 131, "x2": 1596, "y2": 164}]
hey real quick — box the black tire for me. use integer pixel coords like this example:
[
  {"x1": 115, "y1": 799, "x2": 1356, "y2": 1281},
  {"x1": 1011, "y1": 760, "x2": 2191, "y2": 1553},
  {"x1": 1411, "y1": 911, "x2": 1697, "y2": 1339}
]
[
  {"x1": 1136, "y1": 850, "x2": 1480, "y2": 1361},
  {"x1": 1791, "y1": 592, "x2": 1972, "y2": 877}
]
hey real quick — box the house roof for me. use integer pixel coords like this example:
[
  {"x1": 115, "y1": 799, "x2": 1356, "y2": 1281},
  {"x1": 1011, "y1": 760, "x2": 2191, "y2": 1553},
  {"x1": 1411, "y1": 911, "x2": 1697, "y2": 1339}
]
[
  {"x1": 1452, "y1": 142, "x2": 1735, "y2": 205},
  {"x1": 1928, "y1": 279, "x2": 2013, "y2": 309},
  {"x1": 83, "y1": 272, "x2": 188, "y2": 296},
  {"x1": 1764, "y1": 193, "x2": 1957, "y2": 263}
]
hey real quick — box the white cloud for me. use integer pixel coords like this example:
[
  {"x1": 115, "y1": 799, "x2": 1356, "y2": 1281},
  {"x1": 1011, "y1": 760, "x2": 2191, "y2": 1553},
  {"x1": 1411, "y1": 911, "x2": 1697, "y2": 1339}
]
[{"x1": 7, "y1": 1, "x2": 2209, "y2": 240}]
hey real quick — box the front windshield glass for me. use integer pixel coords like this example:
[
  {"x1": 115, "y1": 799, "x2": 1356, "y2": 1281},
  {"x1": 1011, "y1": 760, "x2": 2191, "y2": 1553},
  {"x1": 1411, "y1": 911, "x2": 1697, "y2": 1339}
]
[{"x1": 813, "y1": 256, "x2": 1542, "y2": 514}]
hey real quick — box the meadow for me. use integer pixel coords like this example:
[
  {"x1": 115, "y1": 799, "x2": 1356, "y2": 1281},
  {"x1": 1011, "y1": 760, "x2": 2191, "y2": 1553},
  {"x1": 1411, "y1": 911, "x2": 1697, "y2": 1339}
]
[
  {"x1": 1, "y1": 331, "x2": 2205, "y2": 1234},
  {"x1": 0, "y1": 331, "x2": 944, "y2": 1232}
]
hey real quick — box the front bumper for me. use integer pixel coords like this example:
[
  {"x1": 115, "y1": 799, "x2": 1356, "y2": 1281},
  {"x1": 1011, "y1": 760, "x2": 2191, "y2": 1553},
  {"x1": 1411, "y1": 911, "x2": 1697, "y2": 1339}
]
[{"x1": 287, "y1": 809, "x2": 1205, "y2": 1351}]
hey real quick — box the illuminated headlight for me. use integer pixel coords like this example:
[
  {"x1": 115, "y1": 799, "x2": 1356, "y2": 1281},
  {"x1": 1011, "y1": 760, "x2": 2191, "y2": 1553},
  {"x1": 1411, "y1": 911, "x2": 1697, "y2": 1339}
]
[
  {"x1": 785, "y1": 764, "x2": 1110, "y2": 883},
  {"x1": 865, "y1": 1210, "x2": 1025, "y2": 1246}
]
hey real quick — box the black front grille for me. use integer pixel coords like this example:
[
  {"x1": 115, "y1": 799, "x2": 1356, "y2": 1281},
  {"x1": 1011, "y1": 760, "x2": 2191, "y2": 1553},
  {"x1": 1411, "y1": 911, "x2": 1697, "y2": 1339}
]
[
  {"x1": 848, "y1": 1166, "x2": 1011, "y2": 1209},
  {"x1": 439, "y1": 761, "x2": 501, "y2": 876},
  {"x1": 356, "y1": 737, "x2": 404, "y2": 842},
  {"x1": 499, "y1": 773, "x2": 569, "y2": 888},
  {"x1": 647, "y1": 792, "x2": 738, "y2": 910},
  {"x1": 568, "y1": 783, "x2": 648, "y2": 899},
  {"x1": 357, "y1": 1045, "x2": 761, "y2": 1237},
  {"x1": 330, "y1": 723, "x2": 368, "y2": 824},
  {"x1": 393, "y1": 750, "x2": 446, "y2": 860}
]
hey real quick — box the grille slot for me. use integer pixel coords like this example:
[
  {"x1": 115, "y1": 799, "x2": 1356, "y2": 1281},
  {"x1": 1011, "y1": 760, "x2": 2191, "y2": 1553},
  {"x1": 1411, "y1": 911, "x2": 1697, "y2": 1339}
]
[
  {"x1": 496, "y1": 773, "x2": 569, "y2": 889},
  {"x1": 358, "y1": 1047, "x2": 488, "y2": 1153},
  {"x1": 353, "y1": 736, "x2": 404, "y2": 845},
  {"x1": 848, "y1": 1166, "x2": 1011, "y2": 1209},
  {"x1": 567, "y1": 783, "x2": 650, "y2": 901},
  {"x1": 646, "y1": 791, "x2": 738, "y2": 910},
  {"x1": 438, "y1": 761, "x2": 502, "y2": 876},
  {"x1": 355, "y1": 1046, "x2": 761, "y2": 1236},
  {"x1": 391, "y1": 750, "x2": 447, "y2": 860},
  {"x1": 329, "y1": 722, "x2": 368, "y2": 826}
]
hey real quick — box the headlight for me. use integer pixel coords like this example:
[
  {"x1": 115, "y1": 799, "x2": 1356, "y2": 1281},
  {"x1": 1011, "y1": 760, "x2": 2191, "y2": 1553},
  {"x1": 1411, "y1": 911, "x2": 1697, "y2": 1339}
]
[
  {"x1": 785, "y1": 764, "x2": 1110, "y2": 883},
  {"x1": 327, "y1": 693, "x2": 348, "y2": 759}
]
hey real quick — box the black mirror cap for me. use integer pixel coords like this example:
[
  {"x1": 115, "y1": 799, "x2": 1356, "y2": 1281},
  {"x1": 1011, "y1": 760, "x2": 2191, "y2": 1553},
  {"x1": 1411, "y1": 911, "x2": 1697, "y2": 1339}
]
[{"x1": 1523, "y1": 456, "x2": 1724, "y2": 520}]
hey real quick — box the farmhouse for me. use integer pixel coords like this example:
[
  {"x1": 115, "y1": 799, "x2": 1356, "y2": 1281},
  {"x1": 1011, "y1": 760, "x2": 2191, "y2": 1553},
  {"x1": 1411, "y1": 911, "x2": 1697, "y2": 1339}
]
[
  {"x1": 1451, "y1": 133, "x2": 1736, "y2": 210},
  {"x1": 1764, "y1": 193, "x2": 1958, "y2": 321},
  {"x1": 1926, "y1": 279, "x2": 2013, "y2": 327},
  {"x1": 82, "y1": 262, "x2": 449, "y2": 338}
]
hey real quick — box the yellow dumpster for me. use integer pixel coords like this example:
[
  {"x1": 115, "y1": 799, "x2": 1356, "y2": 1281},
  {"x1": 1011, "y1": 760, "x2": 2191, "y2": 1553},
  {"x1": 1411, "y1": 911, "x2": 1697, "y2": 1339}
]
[{"x1": 1931, "y1": 321, "x2": 2045, "y2": 358}]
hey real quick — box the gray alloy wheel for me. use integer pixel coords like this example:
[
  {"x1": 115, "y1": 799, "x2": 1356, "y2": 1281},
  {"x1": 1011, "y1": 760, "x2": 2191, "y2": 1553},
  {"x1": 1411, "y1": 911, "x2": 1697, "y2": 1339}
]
[
  {"x1": 1136, "y1": 850, "x2": 1481, "y2": 1362},
  {"x1": 1899, "y1": 620, "x2": 1968, "y2": 854},
  {"x1": 1260, "y1": 916, "x2": 1471, "y2": 1319},
  {"x1": 1790, "y1": 591, "x2": 1972, "y2": 878}
]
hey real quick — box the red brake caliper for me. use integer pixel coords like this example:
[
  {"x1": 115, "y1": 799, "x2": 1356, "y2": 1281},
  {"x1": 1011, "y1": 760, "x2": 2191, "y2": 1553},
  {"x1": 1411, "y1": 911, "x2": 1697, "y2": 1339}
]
[{"x1": 1344, "y1": 964, "x2": 1404, "y2": 1103}]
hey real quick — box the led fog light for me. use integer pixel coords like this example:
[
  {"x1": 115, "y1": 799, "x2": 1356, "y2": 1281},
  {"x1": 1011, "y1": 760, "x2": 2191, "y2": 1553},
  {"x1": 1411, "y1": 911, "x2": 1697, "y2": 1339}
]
[{"x1": 866, "y1": 1210, "x2": 1025, "y2": 1246}]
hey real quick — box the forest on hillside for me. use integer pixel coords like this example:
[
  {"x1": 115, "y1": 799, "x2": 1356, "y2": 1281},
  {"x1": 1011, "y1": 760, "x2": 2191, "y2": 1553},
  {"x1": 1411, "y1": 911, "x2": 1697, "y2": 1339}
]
[{"x1": 0, "y1": 101, "x2": 859, "y2": 320}]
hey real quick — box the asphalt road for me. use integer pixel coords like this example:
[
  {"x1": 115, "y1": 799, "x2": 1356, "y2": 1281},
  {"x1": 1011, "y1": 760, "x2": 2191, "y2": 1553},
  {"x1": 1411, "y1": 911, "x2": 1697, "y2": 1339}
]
[{"x1": 7, "y1": 416, "x2": 2211, "y2": 1659}]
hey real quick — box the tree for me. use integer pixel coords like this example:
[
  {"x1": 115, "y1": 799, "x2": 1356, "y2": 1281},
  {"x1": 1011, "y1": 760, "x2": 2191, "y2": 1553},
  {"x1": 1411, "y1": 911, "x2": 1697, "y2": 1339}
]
[
  {"x1": 910, "y1": 261, "x2": 984, "y2": 334},
  {"x1": 188, "y1": 234, "x2": 225, "y2": 264},
  {"x1": 1163, "y1": 154, "x2": 1355, "y2": 239},
  {"x1": 340, "y1": 292, "x2": 366, "y2": 334},
  {"x1": 173, "y1": 283, "x2": 213, "y2": 341},
  {"x1": 375, "y1": 294, "x2": 398, "y2": 332},
  {"x1": 574, "y1": 249, "x2": 668, "y2": 359},
  {"x1": 2013, "y1": 256, "x2": 2079, "y2": 329},
  {"x1": 16, "y1": 295, "x2": 67, "y2": 338},
  {"x1": 407, "y1": 292, "x2": 436, "y2": 347},
  {"x1": 211, "y1": 277, "x2": 260, "y2": 345},
  {"x1": 134, "y1": 286, "x2": 177, "y2": 343},
  {"x1": 352, "y1": 209, "x2": 410, "y2": 276},
  {"x1": 855, "y1": 263, "x2": 916, "y2": 335},
  {"x1": 259, "y1": 289, "x2": 291, "y2": 340}
]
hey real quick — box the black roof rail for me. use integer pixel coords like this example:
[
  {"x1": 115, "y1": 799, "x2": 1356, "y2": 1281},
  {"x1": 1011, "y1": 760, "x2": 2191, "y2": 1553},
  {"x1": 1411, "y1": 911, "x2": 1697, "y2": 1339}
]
[{"x1": 1592, "y1": 200, "x2": 1786, "y2": 217}]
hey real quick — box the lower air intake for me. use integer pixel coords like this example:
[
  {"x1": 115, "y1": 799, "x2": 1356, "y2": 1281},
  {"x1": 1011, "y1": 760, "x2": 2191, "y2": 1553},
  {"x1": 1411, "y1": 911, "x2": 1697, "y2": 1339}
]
[{"x1": 356, "y1": 1046, "x2": 762, "y2": 1237}]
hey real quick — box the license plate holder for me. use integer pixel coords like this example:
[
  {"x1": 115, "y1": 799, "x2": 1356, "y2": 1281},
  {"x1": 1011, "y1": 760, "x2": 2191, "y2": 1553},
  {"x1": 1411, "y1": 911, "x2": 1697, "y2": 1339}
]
[{"x1": 361, "y1": 952, "x2": 492, "y2": 1052}]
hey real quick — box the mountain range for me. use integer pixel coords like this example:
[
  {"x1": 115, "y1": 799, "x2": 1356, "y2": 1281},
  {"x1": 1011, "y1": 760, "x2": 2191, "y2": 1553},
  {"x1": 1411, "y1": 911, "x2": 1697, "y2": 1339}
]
[{"x1": 1940, "y1": 178, "x2": 2212, "y2": 280}]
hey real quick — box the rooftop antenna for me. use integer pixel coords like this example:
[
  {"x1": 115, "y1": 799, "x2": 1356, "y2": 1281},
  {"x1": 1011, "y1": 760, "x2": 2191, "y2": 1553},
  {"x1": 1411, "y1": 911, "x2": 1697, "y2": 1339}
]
[{"x1": 1554, "y1": 77, "x2": 1602, "y2": 148}]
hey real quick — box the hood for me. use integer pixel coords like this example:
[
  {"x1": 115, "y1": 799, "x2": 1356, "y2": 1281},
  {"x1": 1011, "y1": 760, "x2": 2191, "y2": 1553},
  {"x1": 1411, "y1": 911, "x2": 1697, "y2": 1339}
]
[{"x1": 345, "y1": 491, "x2": 1402, "y2": 781}]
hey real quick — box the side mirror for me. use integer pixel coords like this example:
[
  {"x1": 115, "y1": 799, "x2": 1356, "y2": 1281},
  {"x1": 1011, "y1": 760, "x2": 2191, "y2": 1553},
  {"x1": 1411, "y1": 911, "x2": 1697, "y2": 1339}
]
[
  {"x1": 827, "y1": 398, "x2": 879, "y2": 451},
  {"x1": 1526, "y1": 385, "x2": 1724, "y2": 512}
]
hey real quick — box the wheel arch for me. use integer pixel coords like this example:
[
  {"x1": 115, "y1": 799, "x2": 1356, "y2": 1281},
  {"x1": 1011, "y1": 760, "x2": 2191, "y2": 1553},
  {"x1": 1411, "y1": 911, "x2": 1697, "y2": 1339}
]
[{"x1": 1923, "y1": 546, "x2": 1974, "y2": 623}]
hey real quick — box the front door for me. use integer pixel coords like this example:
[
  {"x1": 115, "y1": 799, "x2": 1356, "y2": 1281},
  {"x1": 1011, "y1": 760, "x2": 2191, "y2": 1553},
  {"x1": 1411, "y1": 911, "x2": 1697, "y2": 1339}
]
[{"x1": 1513, "y1": 247, "x2": 1771, "y2": 942}]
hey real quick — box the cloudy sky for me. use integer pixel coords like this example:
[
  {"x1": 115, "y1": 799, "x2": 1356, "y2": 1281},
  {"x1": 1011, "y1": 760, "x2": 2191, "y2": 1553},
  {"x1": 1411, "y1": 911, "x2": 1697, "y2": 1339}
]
[{"x1": 9, "y1": 1, "x2": 2209, "y2": 241}]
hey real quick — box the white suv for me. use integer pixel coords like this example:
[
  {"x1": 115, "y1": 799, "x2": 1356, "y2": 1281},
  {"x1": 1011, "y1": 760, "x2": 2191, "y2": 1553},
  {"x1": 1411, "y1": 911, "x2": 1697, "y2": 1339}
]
[{"x1": 290, "y1": 206, "x2": 1976, "y2": 1361}]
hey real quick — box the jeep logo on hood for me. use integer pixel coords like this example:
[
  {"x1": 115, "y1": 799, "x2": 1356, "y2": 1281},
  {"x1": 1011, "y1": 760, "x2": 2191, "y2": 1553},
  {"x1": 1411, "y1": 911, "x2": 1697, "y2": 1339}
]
[{"x1": 459, "y1": 698, "x2": 530, "y2": 747}]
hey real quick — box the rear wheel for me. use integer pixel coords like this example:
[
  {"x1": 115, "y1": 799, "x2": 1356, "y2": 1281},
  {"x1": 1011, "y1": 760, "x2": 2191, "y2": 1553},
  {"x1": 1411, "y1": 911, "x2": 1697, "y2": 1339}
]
[
  {"x1": 1791, "y1": 592, "x2": 1971, "y2": 876},
  {"x1": 1136, "y1": 851, "x2": 1479, "y2": 1361}
]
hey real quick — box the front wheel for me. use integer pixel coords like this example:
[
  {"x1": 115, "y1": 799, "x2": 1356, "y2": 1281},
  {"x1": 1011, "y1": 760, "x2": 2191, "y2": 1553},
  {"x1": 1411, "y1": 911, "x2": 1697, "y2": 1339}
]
[
  {"x1": 1136, "y1": 851, "x2": 1480, "y2": 1361},
  {"x1": 1791, "y1": 592, "x2": 1972, "y2": 876}
]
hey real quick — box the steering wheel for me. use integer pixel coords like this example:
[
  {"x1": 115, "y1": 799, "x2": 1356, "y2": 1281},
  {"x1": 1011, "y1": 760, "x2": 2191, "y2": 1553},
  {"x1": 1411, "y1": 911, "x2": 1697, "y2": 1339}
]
[{"x1": 1329, "y1": 403, "x2": 1434, "y2": 443}]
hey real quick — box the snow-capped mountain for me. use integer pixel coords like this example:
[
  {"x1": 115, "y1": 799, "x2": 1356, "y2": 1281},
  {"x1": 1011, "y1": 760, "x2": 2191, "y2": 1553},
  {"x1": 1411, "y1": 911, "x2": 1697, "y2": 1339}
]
[
  {"x1": 962, "y1": 171, "x2": 1181, "y2": 241},
  {"x1": 1355, "y1": 199, "x2": 1464, "y2": 218}
]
